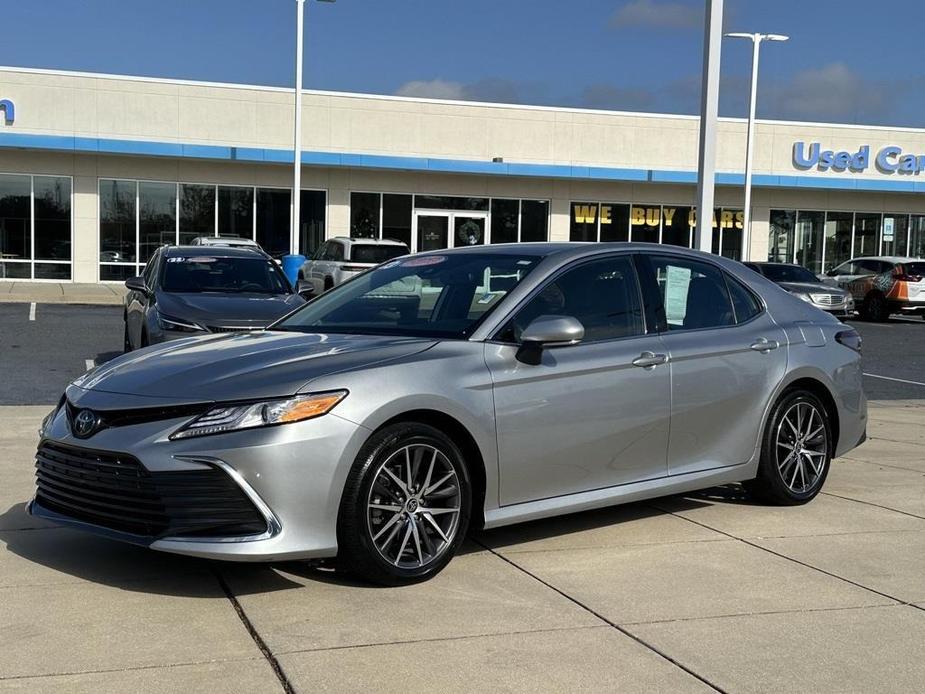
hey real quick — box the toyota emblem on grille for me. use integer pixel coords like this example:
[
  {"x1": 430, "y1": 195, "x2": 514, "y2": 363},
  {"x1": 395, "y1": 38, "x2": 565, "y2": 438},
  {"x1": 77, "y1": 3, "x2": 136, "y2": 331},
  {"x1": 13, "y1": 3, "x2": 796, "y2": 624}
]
[{"x1": 72, "y1": 409, "x2": 100, "y2": 438}]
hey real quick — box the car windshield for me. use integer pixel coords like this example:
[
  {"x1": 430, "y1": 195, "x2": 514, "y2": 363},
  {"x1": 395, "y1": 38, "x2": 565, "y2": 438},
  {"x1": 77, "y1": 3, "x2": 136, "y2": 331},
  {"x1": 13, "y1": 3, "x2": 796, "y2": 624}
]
[
  {"x1": 760, "y1": 264, "x2": 819, "y2": 283},
  {"x1": 275, "y1": 252, "x2": 541, "y2": 338},
  {"x1": 162, "y1": 255, "x2": 289, "y2": 294},
  {"x1": 351, "y1": 244, "x2": 408, "y2": 264}
]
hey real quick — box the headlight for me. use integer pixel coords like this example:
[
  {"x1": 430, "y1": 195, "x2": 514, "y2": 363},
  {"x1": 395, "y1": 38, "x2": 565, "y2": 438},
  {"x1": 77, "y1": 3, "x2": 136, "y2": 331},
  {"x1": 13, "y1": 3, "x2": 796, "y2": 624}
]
[
  {"x1": 792, "y1": 292, "x2": 813, "y2": 303},
  {"x1": 157, "y1": 312, "x2": 205, "y2": 332},
  {"x1": 170, "y1": 391, "x2": 347, "y2": 439}
]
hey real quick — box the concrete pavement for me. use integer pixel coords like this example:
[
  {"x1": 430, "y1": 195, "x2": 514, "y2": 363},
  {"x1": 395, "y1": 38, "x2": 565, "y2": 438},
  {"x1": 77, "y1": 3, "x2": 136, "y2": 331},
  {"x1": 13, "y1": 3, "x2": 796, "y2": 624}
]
[
  {"x1": 0, "y1": 403, "x2": 923, "y2": 692},
  {"x1": 0, "y1": 282, "x2": 126, "y2": 305}
]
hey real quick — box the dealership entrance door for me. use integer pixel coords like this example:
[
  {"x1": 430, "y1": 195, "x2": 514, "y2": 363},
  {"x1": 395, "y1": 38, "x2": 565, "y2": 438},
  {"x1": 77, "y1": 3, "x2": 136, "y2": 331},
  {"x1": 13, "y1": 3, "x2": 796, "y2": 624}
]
[{"x1": 413, "y1": 211, "x2": 488, "y2": 252}]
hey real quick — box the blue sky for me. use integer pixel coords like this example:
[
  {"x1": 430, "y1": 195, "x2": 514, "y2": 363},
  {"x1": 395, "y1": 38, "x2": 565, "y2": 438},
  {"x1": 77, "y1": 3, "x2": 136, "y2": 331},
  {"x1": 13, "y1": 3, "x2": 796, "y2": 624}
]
[{"x1": 3, "y1": 0, "x2": 921, "y2": 127}]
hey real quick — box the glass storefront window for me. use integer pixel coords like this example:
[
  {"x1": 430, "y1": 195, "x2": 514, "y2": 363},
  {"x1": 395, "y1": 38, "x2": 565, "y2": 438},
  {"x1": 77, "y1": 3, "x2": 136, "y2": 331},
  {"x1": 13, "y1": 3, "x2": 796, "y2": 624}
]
[
  {"x1": 0, "y1": 174, "x2": 31, "y2": 264},
  {"x1": 34, "y1": 177, "x2": 71, "y2": 263},
  {"x1": 570, "y1": 202, "x2": 598, "y2": 242},
  {"x1": 218, "y1": 186, "x2": 253, "y2": 239},
  {"x1": 881, "y1": 214, "x2": 908, "y2": 257},
  {"x1": 350, "y1": 192, "x2": 380, "y2": 239},
  {"x1": 824, "y1": 211, "x2": 853, "y2": 270},
  {"x1": 630, "y1": 205, "x2": 660, "y2": 243},
  {"x1": 768, "y1": 209, "x2": 795, "y2": 262},
  {"x1": 660, "y1": 206, "x2": 691, "y2": 247},
  {"x1": 794, "y1": 211, "x2": 825, "y2": 273},
  {"x1": 719, "y1": 209, "x2": 744, "y2": 260},
  {"x1": 179, "y1": 184, "x2": 215, "y2": 244},
  {"x1": 382, "y1": 194, "x2": 412, "y2": 248},
  {"x1": 300, "y1": 190, "x2": 327, "y2": 257},
  {"x1": 414, "y1": 195, "x2": 489, "y2": 212},
  {"x1": 256, "y1": 188, "x2": 291, "y2": 258},
  {"x1": 491, "y1": 199, "x2": 519, "y2": 244},
  {"x1": 100, "y1": 179, "x2": 137, "y2": 266},
  {"x1": 910, "y1": 215, "x2": 925, "y2": 258},
  {"x1": 853, "y1": 213, "x2": 881, "y2": 258},
  {"x1": 521, "y1": 200, "x2": 549, "y2": 242},
  {"x1": 599, "y1": 203, "x2": 630, "y2": 242},
  {"x1": 139, "y1": 181, "x2": 176, "y2": 263}
]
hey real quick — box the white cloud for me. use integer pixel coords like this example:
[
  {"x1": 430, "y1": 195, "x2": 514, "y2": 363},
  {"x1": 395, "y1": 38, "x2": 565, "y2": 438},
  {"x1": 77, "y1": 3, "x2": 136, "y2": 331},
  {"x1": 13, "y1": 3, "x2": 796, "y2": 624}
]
[
  {"x1": 610, "y1": 0, "x2": 701, "y2": 29},
  {"x1": 394, "y1": 79, "x2": 466, "y2": 100},
  {"x1": 766, "y1": 62, "x2": 884, "y2": 123}
]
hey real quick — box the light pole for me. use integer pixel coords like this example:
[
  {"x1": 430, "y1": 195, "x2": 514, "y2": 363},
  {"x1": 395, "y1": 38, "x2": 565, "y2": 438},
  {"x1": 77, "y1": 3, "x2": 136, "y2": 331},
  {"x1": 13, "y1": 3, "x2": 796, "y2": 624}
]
[
  {"x1": 694, "y1": 0, "x2": 724, "y2": 254},
  {"x1": 724, "y1": 32, "x2": 788, "y2": 260},
  {"x1": 293, "y1": 0, "x2": 335, "y2": 256}
]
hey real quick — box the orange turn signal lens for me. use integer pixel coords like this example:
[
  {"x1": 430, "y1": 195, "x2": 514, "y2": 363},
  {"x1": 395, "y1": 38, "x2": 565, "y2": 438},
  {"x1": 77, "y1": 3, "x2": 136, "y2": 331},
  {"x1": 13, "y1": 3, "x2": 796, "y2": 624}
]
[{"x1": 276, "y1": 392, "x2": 347, "y2": 423}]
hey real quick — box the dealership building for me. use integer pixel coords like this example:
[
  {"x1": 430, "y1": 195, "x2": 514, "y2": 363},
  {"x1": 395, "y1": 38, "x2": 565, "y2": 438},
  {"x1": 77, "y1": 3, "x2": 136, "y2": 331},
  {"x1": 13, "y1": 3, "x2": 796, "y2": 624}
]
[{"x1": 2, "y1": 65, "x2": 925, "y2": 284}]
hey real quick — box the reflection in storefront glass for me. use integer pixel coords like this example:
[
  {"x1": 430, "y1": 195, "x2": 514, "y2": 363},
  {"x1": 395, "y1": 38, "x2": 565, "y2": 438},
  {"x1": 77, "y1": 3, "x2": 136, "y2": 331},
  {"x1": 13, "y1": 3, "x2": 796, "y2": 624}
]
[
  {"x1": 768, "y1": 210, "x2": 795, "y2": 263},
  {"x1": 630, "y1": 206, "x2": 660, "y2": 243},
  {"x1": 853, "y1": 212, "x2": 881, "y2": 258},
  {"x1": 824, "y1": 211, "x2": 853, "y2": 271}
]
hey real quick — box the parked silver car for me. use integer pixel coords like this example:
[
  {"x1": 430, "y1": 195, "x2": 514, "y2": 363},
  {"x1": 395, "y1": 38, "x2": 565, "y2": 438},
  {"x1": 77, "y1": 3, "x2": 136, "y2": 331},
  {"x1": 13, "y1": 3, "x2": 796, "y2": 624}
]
[
  {"x1": 32, "y1": 244, "x2": 867, "y2": 585},
  {"x1": 745, "y1": 262, "x2": 854, "y2": 317},
  {"x1": 299, "y1": 236, "x2": 409, "y2": 294}
]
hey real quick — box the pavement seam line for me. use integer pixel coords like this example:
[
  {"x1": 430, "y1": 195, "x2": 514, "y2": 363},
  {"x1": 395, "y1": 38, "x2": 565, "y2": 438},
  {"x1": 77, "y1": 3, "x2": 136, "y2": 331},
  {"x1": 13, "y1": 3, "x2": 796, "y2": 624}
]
[
  {"x1": 840, "y1": 456, "x2": 925, "y2": 475},
  {"x1": 474, "y1": 539, "x2": 729, "y2": 694},
  {"x1": 656, "y1": 506, "x2": 920, "y2": 610},
  {"x1": 0, "y1": 655, "x2": 267, "y2": 682},
  {"x1": 819, "y1": 491, "x2": 925, "y2": 521},
  {"x1": 211, "y1": 567, "x2": 294, "y2": 694},
  {"x1": 273, "y1": 624, "x2": 607, "y2": 657},
  {"x1": 619, "y1": 602, "x2": 905, "y2": 627}
]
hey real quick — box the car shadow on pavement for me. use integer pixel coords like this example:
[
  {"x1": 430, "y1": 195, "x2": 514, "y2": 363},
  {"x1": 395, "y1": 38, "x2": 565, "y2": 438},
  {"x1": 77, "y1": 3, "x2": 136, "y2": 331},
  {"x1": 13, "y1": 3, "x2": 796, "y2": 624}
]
[{"x1": 95, "y1": 350, "x2": 123, "y2": 365}]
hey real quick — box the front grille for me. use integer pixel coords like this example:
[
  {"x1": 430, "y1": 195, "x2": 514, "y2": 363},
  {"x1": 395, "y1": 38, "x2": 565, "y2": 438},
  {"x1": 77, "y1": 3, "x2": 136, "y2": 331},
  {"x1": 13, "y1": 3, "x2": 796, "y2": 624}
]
[
  {"x1": 207, "y1": 325, "x2": 260, "y2": 333},
  {"x1": 34, "y1": 441, "x2": 267, "y2": 539},
  {"x1": 66, "y1": 400, "x2": 206, "y2": 433},
  {"x1": 810, "y1": 293, "x2": 845, "y2": 306}
]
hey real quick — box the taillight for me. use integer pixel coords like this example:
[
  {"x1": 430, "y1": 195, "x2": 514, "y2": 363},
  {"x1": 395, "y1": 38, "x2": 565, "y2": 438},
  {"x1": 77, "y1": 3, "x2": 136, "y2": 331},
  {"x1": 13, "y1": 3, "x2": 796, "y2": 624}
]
[{"x1": 835, "y1": 328, "x2": 862, "y2": 353}]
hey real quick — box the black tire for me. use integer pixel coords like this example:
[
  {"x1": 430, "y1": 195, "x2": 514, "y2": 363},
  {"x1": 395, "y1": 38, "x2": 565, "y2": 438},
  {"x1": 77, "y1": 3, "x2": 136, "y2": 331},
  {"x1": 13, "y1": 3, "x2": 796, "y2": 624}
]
[
  {"x1": 123, "y1": 322, "x2": 132, "y2": 353},
  {"x1": 861, "y1": 292, "x2": 890, "y2": 322},
  {"x1": 140, "y1": 327, "x2": 149, "y2": 348},
  {"x1": 324, "y1": 277, "x2": 334, "y2": 291},
  {"x1": 746, "y1": 389, "x2": 833, "y2": 505},
  {"x1": 337, "y1": 422, "x2": 471, "y2": 586}
]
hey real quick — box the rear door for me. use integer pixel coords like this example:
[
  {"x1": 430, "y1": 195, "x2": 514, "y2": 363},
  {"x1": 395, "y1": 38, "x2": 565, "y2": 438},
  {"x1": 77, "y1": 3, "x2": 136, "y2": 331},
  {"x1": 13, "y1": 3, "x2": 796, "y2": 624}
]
[{"x1": 640, "y1": 253, "x2": 788, "y2": 476}]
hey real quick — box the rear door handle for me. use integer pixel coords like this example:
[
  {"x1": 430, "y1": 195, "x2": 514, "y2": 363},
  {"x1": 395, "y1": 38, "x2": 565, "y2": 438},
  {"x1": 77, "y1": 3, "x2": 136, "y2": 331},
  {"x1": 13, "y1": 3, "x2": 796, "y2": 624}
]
[
  {"x1": 632, "y1": 351, "x2": 668, "y2": 369},
  {"x1": 750, "y1": 338, "x2": 780, "y2": 353}
]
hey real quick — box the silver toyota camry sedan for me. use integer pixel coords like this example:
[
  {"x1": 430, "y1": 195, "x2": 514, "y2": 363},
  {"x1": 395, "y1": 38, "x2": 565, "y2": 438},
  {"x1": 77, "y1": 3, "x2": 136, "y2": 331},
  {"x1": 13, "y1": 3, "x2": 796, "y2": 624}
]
[{"x1": 31, "y1": 243, "x2": 867, "y2": 585}]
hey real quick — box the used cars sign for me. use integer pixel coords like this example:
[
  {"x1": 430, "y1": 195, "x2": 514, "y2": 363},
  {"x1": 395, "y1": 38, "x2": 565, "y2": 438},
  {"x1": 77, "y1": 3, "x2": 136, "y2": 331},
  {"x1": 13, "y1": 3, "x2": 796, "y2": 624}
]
[{"x1": 794, "y1": 141, "x2": 925, "y2": 174}]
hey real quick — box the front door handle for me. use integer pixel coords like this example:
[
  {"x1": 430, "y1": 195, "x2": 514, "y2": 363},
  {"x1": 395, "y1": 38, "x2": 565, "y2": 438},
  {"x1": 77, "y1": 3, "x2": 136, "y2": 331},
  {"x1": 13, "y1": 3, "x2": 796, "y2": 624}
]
[
  {"x1": 632, "y1": 351, "x2": 668, "y2": 369},
  {"x1": 750, "y1": 338, "x2": 780, "y2": 353}
]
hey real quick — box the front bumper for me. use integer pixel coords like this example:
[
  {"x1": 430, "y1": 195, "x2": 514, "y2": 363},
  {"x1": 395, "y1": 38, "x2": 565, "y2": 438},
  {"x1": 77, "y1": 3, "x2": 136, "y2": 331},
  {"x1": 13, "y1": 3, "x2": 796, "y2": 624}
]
[{"x1": 30, "y1": 399, "x2": 370, "y2": 561}]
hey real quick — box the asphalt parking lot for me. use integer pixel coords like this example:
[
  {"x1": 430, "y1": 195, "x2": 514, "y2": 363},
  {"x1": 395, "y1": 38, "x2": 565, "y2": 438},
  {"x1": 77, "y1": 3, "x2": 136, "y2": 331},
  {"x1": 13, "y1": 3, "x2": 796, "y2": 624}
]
[{"x1": 1, "y1": 302, "x2": 924, "y2": 692}]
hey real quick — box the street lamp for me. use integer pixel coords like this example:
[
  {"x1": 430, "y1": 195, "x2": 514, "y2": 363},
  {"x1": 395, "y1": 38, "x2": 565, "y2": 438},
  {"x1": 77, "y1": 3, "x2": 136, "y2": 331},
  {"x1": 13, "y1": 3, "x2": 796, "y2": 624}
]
[
  {"x1": 293, "y1": 0, "x2": 335, "y2": 256},
  {"x1": 724, "y1": 32, "x2": 788, "y2": 261}
]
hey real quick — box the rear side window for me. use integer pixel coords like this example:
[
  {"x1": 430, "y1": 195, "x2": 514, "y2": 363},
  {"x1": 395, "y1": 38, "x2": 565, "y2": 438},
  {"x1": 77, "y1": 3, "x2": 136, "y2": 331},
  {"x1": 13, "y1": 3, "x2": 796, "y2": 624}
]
[
  {"x1": 647, "y1": 255, "x2": 735, "y2": 331},
  {"x1": 726, "y1": 274, "x2": 763, "y2": 323},
  {"x1": 330, "y1": 243, "x2": 345, "y2": 261},
  {"x1": 350, "y1": 244, "x2": 407, "y2": 264}
]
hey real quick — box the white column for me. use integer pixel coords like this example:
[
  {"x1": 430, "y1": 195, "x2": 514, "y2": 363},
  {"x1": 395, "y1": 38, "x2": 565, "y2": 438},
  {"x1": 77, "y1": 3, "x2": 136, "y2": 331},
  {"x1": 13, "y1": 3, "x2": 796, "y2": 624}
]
[
  {"x1": 741, "y1": 37, "x2": 761, "y2": 260},
  {"x1": 292, "y1": 0, "x2": 305, "y2": 255},
  {"x1": 694, "y1": 0, "x2": 724, "y2": 253}
]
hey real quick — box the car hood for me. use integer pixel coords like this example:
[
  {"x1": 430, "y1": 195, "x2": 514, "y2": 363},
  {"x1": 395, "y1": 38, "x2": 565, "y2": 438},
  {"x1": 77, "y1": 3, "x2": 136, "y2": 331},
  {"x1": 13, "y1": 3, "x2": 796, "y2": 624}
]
[
  {"x1": 777, "y1": 281, "x2": 849, "y2": 295},
  {"x1": 69, "y1": 331, "x2": 436, "y2": 405},
  {"x1": 155, "y1": 290, "x2": 304, "y2": 328}
]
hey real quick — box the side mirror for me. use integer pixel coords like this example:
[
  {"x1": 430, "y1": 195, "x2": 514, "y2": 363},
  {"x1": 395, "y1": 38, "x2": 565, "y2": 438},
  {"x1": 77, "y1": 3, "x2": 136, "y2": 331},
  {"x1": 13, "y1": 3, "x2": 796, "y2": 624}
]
[
  {"x1": 296, "y1": 279, "x2": 315, "y2": 298},
  {"x1": 516, "y1": 315, "x2": 584, "y2": 365},
  {"x1": 124, "y1": 276, "x2": 147, "y2": 293}
]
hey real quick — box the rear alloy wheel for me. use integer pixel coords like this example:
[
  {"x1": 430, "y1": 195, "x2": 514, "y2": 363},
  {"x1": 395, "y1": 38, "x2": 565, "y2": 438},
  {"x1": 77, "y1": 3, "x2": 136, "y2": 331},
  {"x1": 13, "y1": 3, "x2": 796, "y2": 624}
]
[
  {"x1": 862, "y1": 293, "x2": 890, "y2": 322},
  {"x1": 337, "y1": 423, "x2": 471, "y2": 585},
  {"x1": 746, "y1": 389, "x2": 832, "y2": 505}
]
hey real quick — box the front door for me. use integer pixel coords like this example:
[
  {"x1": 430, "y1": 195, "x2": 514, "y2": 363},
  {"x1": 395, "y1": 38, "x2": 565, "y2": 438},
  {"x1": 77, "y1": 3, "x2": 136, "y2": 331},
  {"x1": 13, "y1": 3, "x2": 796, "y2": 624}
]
[
  {"x1": 642, "y1": 253, "x2": 788, "y2": 476},
  {"x1": 413, "y1": 211, "x2": 487, "y2": 252},
  {"x1": 485, "y1": 254, "x2": 671, "y2": 506}
]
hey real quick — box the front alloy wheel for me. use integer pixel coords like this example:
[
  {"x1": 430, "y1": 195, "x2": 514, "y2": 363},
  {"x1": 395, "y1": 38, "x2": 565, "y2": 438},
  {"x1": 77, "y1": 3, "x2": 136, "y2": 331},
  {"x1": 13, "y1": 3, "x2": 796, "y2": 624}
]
[
  {"x1": 338, "y1": 422, "x2": 471, "y2": 585},
  {"x1": 747, "y1": 389, "x2": 832, "y2": 505}
]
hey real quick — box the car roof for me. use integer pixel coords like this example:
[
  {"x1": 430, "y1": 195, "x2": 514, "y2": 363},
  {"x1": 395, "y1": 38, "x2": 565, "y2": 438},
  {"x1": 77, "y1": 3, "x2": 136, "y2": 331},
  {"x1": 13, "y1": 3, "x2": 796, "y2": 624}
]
[
  {"x1": 163, "y1": 245, "x2": 269, "y2": 258},
  {"x1": 848, "y1": 256, "x2": 917, "y2": 263}
]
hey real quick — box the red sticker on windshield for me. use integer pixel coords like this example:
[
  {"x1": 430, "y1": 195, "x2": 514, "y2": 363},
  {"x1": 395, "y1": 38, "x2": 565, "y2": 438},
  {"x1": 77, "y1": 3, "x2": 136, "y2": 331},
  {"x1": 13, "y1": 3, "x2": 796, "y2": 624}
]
[{"x1": 401, "y1": 255, "x2": 446, "y2": 267}]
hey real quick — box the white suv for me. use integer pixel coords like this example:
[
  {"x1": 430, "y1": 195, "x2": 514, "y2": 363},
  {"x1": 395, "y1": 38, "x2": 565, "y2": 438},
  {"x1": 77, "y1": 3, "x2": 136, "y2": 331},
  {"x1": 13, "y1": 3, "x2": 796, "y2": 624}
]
[{"x1": 300, "y1": 237, "x2": 409, "y2": 294}]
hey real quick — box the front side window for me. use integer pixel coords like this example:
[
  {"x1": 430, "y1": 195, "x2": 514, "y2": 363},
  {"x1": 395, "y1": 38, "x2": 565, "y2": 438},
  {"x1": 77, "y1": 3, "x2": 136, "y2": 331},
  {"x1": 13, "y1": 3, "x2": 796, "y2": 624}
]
[
  {"x1": 647, "y1": 255, "x2": 734, "y2": 331},
  {"x1": 276, "y1": 253, "x2": 541, "y2": 339},
  {"x1": 498, "y1": 255, "x2": 644, "y2": 343},
  {"x1": 162, "y1": 255, "x2": 289, "y2": 294}
]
